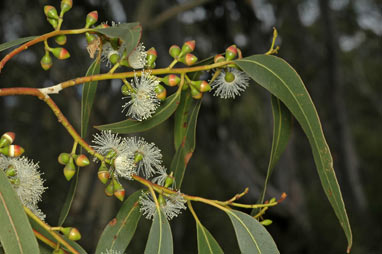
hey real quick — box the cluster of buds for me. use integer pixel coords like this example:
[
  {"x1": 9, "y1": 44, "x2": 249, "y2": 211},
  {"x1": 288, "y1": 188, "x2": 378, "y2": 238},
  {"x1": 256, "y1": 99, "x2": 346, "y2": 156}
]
[
  {"x1": 169, "y1": 40, "x2": 198, "y2": 66},
  {"x1": 58, "y1": 152, "x2": 89, "y2": 181},
  {"x1": 44, "y1": 0, "x2": 72, "y2": 29},
  {"x1": 214, "y1": 44, "x2": 242, "y2": 65},
  {"x1": 0, "y1": 132, "x2": 24, "y2": 157},
  {"x1": 97, "y1": 161, "x2": 126, "y2": 201}
]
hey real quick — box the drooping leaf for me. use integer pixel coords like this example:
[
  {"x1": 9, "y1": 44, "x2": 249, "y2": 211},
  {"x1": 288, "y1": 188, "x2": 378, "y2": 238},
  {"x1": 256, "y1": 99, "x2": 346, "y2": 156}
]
[
  {"x1": 95, "y1": 191, "x2": 142, "y2": 254},
  {"x1": 253, "y1": 95, "x2": 292, "y2": 215},
  {"x1": 174, "y1": 90, "x2": 193, "y2": 150},
  {"x1": 95, "y1": 90, "x2": 181, "y2": 134},
  {"x1": 57, "y1": 169, "x2": 79, "y2": 226},
  {"x1": 171, "y1": 98, "x2": 202, "y2": 189},
  {"x1": 81, "y1": 58, "x2": 101, "y2": 138},
  {"x1": 0, "y1": 170, "x2": 39, "y2": 254},
  {"x1": 94, "y1": 23, "x2": 142, "y2": 57},
  {"x1": 0, "y1": 36, "x2": 37, "y2": 52},
  {"x1": 196, "y1": 222, "x2": 224, "y2": 254},
  {"x1": 235, "y1": 54, "x2": 352, "y2": 251},
  {"x1": 226, "y1": 209, "x2": 279, "y2": 254},
  {"x1": 144, "y1": 209, "x2": 173, "y2": 254}
]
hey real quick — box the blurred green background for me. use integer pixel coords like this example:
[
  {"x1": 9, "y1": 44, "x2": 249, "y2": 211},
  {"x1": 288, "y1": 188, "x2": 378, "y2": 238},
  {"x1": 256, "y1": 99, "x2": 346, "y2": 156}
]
[{"x1": 0, "y1": 0, "x2": 381, "y2": 253}]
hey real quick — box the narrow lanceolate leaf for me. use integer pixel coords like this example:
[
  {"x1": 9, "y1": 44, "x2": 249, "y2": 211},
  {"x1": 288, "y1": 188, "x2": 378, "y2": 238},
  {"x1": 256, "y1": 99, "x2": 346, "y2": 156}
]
[
  {"x1": 57, "y1": 168, "x2": 79, "y2": 226},
  {"x1": 0, "y1": 170, "x2": 39, "y2": 254},
  {"x1": 236, "y1": 54, "x2": 352, "y2": 252},
  {"x1": 144, "y1": 209, "x2": 173, "y2": 254},
  {"x1": 196, "y1": 222, "x2": 224, "y2": 254},
  {"x1": 171, "y1": 98, "x2": 202, "y2": 189},
  {"x1": 94, "y1": 22, "x2": 142, "y2": 57},
  {"x1": 0, "y1": 36, "x2": 37, "y2": 52},
  {"x1": 226, "y1": 209, "x2": 279, "y2": 254},
  {"x1": 95, "y1": 191, "x2": 142, "y2": 254},
  {"x1": 174, "y1": 90, "x2": 193, "y2": 150},
  {"x1": 95, "y1": 90, "x2": 181, "y2": 134},
  {"x1": 253, "y1": 96, "x2": 292, "y2": 215},
  {"x1": 81, "y1": 58, "x2": 101, "y2": 138}
]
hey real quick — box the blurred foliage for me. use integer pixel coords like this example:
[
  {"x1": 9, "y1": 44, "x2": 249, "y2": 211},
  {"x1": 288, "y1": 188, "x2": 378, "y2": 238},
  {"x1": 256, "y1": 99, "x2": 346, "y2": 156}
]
[{"x1": 0, "y1": 0, "x2": 380, "y2": 253}]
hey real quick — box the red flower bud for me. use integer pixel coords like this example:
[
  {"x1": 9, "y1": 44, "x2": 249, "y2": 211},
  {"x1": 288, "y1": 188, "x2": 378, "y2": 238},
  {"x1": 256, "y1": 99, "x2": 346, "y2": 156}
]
[
  {"x1": 44, "y1": 5, "x2": 59, "y2": 19},
  {"x1": 0, "y1": 132, "x2": 15, "y2": 148},
  {"x1": 214, "y1": 54, "x2": 225, "y2": 63},
  {"x1": 51, "y1": 47, "x2": 70, "y2": 60},
  {"x1": 0, "y1": 145, "x2": 24, "y2": 157},
  {"x1": 192, "y1": 80, "x2": 211, "y2": 92},
  {"x1": 155, "y1": 84, "x2": 167, "y2": 101},
  {"x1": 181, "y1": 40, "x2": 195, "y2": 54},
  {"x1": 75, "y1": 154, "x2": 90, "y2": 167},
  {"x1": 85, "y1": 11, "x2": 98, "y2": 28},
  {"x1": 225, "y1": 45, "x2": 238, "y2": 60},
  {"x1": 183, "y1": 53, "x2": 198, "y2": 66},
  {"x1": 162, "y1": 74, "x2": 180, "y2": 87}
]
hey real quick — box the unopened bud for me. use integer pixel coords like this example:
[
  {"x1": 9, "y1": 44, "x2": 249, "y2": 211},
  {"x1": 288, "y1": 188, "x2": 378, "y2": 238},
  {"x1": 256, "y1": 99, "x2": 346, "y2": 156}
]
[
  {"x1": 146, "y1": 47, "x2": 157, "y2": 68},
  {"x1": 121, "y1": 84, "x2": 130, "y2": 96},
  {"x1": 75, "y1": 154, "x2": 90, "y2": 167},
  {"x1": 214, "y1": 54, "x2": 225, "y2": 63},
  {"x1": 190, "y1": 86, "x2": 202, "y2": 99},
  {"x1": 108, "y1": 51, "x2": 120, "y2": 65},
  {"x1": 44, "y1": 5, "x2": 59, "y2": 19},
  {"x1": 5, "y1": 165, "x2": 17, "y2": 177},
  {"x1": 0, "y1": 132, "x2": 15, "y2": 148},
  {"x1": 161, "y1": 74, "x2": 180, "y2": 87},
  {"x1": 60, "y1": 0, "x2": 73, "y2": 14},
  {"x1": 225, "y1": 45, "x2": 238, "y2": 61},
  {"x1": 85, "y1": 32, "x2": 96, "y2": 44},
  {"x1": 164, "y1": 176, "x2": 173, "y2": 188},
  {"x1": 105, "y1": 181, "x2": 114, "y2": 196},
  {"x1": 60, "y1": 227, "x2": 81, "y2": 241},
  {"x1": 98, "y1": 162, "x2": 110, "y2": 184},
  {"x1": 40, "y1": 53, "x2": 53, "y2": 71},
  {"x1": 0, "y1": 145, "x2": 24, "y2": 157},
  {"x1": 192, "y1": 80, "x2": 211, "y2": 92},
  {"x1": 54, "y1": 35, "x2": 67, "y2": 45},
  {"x1": 51, "y1": 47, "x2": 70, "y2": 60},
  {"x1": 85, "y1": 11, "x2": 98, "y2": 28},
  {"x1": 181, "y1": 40, "x2": 195, "y2": 55},
  {"x1": 260, "y1": 219, "x2": 273, "y2": 226},
  {"x1": 185, "y1": 53, "x2": 198, "y2": 66},
  {"x1": 47, "y1": 18, "x2": 58, "y2": 29},
  {"x1": 169, "y1": 45, "x2": 181, "y2": 58},
  {"x1": 63, "y1": 158, "x2": 76, "y2": 181},
  {"x1": 113, "y1": 178, "x2": 125, "y2": 201},
  {"x1": 58, "y1": 152, "x2": 71, "y2": 165},
  {"x1": 155, "y1": 84, "x2": 167, "y2": 101}
]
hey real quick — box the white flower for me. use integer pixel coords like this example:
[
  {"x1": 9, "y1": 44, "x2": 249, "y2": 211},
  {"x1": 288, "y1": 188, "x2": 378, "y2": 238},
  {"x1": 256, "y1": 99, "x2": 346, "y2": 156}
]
[
  {"x1": 151, "y1": 165, "x2": 169, "y2": 186},
  {"x1": 91, "y1": 130, "x2": 128, "y2": 157},
  {"x1": 114, "y1": 152, "x2": 136, "y2": 180},
  {"x1": 101, "y1": 43, "x2": 120, "y2": 67},
  {"x1": 211, "y1": 68, "x2": 250, "y2": 99},
  {"x1": 128, "y1": 43, "x2": 147, "y2": 69},
  {"x1": 121, "y1": 72, "x2": 160, "y2": 121},
  {"x1": 0, "y1": 155, "x2": 46, "y2": 220},
  {"x1": 125, "y1": 137, "x2": 162, "y2": 178},
  {"x1": 139, "y1": 191, "x2": 187, "y2": 221}
]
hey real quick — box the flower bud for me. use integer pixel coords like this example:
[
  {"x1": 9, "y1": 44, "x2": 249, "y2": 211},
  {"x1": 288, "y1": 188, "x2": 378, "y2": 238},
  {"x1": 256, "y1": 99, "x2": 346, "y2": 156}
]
[
  {"x1": 85, "y1": 11, "x2": 98, "y2": 28},
  {"x1": 97, "y1": 162, "x2": 110, "y2": 184},
  {"x1": 164, "y1": 176, "x2": 173, "y2": 188},
  {"x1": 60, "y1": 227, "x2": 81, "y2": 241},
  {"x1": 51, "y1": 47, "x2": 70, "y2": 60},
  {"x1": 260, "y1": 219, "x2": 273, "y2": 226},
  {"x1": 47, "y1": 18, "x2": 58, "y2": 29},
  {"x1": 121, "y1": 84, "x2": 131, "y2": 96},
  {"x1": 58, "y1": 152, "x2": 71, "y2": 165},
  {"x1": 155, "y1": 84, "x2": 167, "y2": 101},
  {"x1": 60, "y1": 0, "x2": 73, "y2": 14},
  {"x1": 161, "y1": 74, "x2": 180, "y2": 87},
  {"x1": 108, "y1": 51, "x2": 120, "y2": 65},
  {"x1": 44, "y1": 5, "x2": 59, "y2": 19},
  {"x1": 75, "y1": 154, "x2": 90, "y2": 167},
  {"x1": 85, "y1": 32, "x2": 96, "y2": 44},
  {"x1": 5, "y1": 165, "x2": 17, "y2": 177},
  {"x1": 191, "y1": 80, "x2": 211, "y2": 92},
  {"x1": 183, "y1": 53, "x2": 198, "y2": 66},
  {"x1": 0, "y1": 132, "x2": 15, "y2": 148},
  {"x1": 146, "y1": 47, "x2": 157, "y2": 68},
  {"x1": 105, "y1": 181, "x2": 114, "y2": 196},
  {"x1": 214, "y1": 54, "x2": 225, "y2": 63},
  {"x1": 169, "y1": 45, "x2": 181, "y2": 58},
  {"x1": 0, "y1": 145, "x2": 24, "y2": 157},
  {"x1": 40, "y1": 54, "x2": 53, "y2": 71},
  {"x1": 113, "y1": 178, "x2": 125, "y2": 201},
  {"x1": 53, "y1": 248, "x2": 65, "y2": 254},
  {"x1": 190, "y1": 86, "x2": 202, "y2": 99},
  {"x1": 54, "y1": 35, "x2": 67, "y2": 45},
  {"x1": 181, "y1": 40, "x2": 195, "y2": 55},
  {"x1": 63, "y1": 158, "x2": 76, "y2": 181},
  {"x1": 225, "y1": 45, "x2": 238, "y2": 61}
]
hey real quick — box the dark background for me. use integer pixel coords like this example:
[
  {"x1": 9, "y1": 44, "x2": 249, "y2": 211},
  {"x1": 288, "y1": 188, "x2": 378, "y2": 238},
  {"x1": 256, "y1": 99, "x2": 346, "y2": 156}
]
[{"x1": 0, "y1": 0, "x2": 381, "y2": 253}]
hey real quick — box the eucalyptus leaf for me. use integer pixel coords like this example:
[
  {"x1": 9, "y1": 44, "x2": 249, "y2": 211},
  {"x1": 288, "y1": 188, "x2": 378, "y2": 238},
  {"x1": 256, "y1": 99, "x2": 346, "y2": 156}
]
[
  {"x1": 95, "y1": 90, "x2": 181, "y2": 134},
  {"x1": 174, "y1": 90, "x2": 193, "y2": 150},
  {"x1": 226, "y1": 209, "x2": 279, "y2": 254},
  {"x1": 196, "y1": 222, "x2": 224, "y2": 254},
  {"x1": 235, "y1": 54, "x2": 352, "y2": 251},
  {"x1": 0, "y1": 170, "x2": 39, "y2": 254},
  {"x1": 0, "y1": 36, "x2": 37, "y2": 52},
  {"x1": 144, "y1": 209, "x2": 173, "y2": 254},
  {"x1": 95, "y1": 191, "x2": 141, "y2": 254}
]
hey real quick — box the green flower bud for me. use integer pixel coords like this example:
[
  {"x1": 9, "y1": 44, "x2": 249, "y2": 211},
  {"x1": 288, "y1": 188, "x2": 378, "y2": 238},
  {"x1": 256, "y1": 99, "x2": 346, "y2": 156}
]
[
  {"x1": 181, "y1": 53, "x2": 198, "y2": 66},
  {"x1": 190, "y1": 86, "x2": 202, "y2": 99},
  {"x1": 214, "y1": 54, "x2": 225, "y2": 63},
  {"x1": 225, "y1": 45, "x2": 238, "y2": 61},
  {"x1": 169, "y1": 45, "x2": 181, "y2": 58},
  {"x1": 85, "y1": 32, "x2": 96, "y2": 44},
  {"x1": 161, "y1": 74, "x2": 180, "y2": 87},
  {"x1": 164, "y1": 176, "x2": 173, "y2": 188},
  {"x1": 75, "y1": 154, "x2": 90, "y2": 167},
  {"x1": 47, "y1": 18, "x2": 58, "y2": 29},
  {"x1": 109, "y1": 52, "x2": 120, "y2": 65},
  {"x1": 0, "y1": 145, "x2": 24, "y2": 157},
  {"x1": 54, "y1": 35, "x2": 67, "y2": 45},
  {"x1": 63, "y1": 158, "x2": 76, "y2": 181},
  {"x1": 105, "y1": 181, "x2": 114, "y2": 197},
  {"x1": 60, "y1": 0, "x2": 73, "y2": 14},
  {"x1": 60, "y1": 227, "x2": 81, "y2": 241},
  {"x1": 5, "y1": 165, "x2": 17, "y2": 177},
  {"x1": 97, "y1": 162, "x2": 110, "y2": 184},
  {"x1": 51, "y1": 47, "x2": 70, "y2": 60},
  {"x1": 113, "y1": 178, "x2": 125, "y2": 201},
  {"x1": 260, "y1": 219, "x2": 273, "y2": 226},
  {"x1": 0, "y1": 132, "x2": 15, "y2": 148},
  {"x1": 44, "y1": 5, "x2": 59, "y2": 19},
  {"x1": 146, "y1": 47, "x2": 157, "y2": 68},
  {"x1": 58, "y1": 152, "x2": 71, "y2": 165},
  {"x1": 40, "y1": 53, "x2": 53, "y2": 71},
  {"x1": 85, "y1": 11, "x2": 98, "y2": 28},
  {"x1": 155, "y1": 84, "x2": 167, "y2": 101},
  {"x1": 121, "y1": 84, "x2": 130, "y2": 96},
  {"x1": 181, "y1": 40, "x2": 195, "y2": 55},
  {"x1": 191, "y1": 80, "x2": 211, "y2": 92}
]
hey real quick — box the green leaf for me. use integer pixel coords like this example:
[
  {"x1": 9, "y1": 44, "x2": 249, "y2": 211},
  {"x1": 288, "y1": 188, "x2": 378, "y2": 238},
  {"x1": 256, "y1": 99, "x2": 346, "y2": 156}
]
[
  {"x1": 81, "y1": 58, "x2": 101, "y2": 138},
  {"x1": 235, "y1": 54, "x2": 352, "y2": 252},
  {"x1": 95, "y1": 90, "x2": 181, "y2": 134},
  {"x1": 196, "y1": 222, "x2": 224, "y2": 254},
  {"x1": 0, "y1": 170, "x2": 39, "y2": 254},
  {"x1": 95, "y1": 191, "x2": 142, "y2": 254},
  {"x1": 94, "y1": 23, "x2": 142, "y2": 57},
  {"x1": 226, "y1": 209, "x2": 279, "y2": 254},
  {"x1": 0, "y1": 36, "x2": 37, "y2": 52},
  {"x1": 144, "y1": 209, "x2": 173, "y2": 254},
  {"x1": 57, "y1": 169, "x2": 78, "y2": 226},
  {"x1": 173, "y1": 90, "x2": 193, "y2": 150},
  {"x1": 29, "y1": 218, "x2": 87, "y2": 254},
  {"x1": 171, "y1": 98, "x2": 202, "y2": 189},
  {"x1": 253, "y1": 96, "x2": 292, "y2": 215}
]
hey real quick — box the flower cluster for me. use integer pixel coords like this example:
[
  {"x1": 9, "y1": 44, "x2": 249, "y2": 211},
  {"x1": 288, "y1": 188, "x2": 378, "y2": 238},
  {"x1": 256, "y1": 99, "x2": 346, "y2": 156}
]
[{"x1": 0, "y1": 155, "x2": 46, "y2": 220}]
